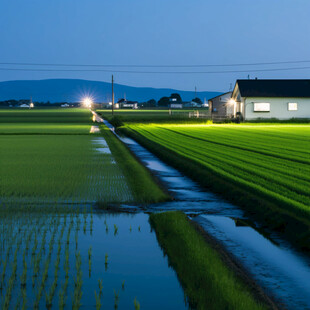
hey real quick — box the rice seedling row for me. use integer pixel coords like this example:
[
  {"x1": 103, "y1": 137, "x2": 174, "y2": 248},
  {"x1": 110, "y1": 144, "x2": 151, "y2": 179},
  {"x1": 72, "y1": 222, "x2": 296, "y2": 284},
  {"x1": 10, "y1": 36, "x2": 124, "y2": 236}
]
[{"x1": 124, "y1": 123, "x2": 310, "y2": 223}]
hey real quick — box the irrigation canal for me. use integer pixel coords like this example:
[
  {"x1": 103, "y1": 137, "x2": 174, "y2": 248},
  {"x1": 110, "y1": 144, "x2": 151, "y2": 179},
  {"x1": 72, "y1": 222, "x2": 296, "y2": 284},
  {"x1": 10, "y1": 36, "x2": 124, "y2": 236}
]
[{"x1": 94, "y1": 113, "x2": 310, "y2": 310}]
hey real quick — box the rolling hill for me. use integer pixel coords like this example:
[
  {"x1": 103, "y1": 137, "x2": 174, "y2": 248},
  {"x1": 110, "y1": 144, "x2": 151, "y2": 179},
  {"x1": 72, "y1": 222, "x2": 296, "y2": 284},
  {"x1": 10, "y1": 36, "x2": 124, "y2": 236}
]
[{"x1": 0, "y1": 79, "x2": 221, "y2": 103}]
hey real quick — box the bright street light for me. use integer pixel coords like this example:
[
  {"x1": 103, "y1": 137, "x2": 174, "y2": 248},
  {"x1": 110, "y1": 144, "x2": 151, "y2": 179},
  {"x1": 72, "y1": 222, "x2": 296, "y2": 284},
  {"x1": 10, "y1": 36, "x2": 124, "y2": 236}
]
[{"x1": 82, "y1": 97, "x2": 93, "y2": 108}]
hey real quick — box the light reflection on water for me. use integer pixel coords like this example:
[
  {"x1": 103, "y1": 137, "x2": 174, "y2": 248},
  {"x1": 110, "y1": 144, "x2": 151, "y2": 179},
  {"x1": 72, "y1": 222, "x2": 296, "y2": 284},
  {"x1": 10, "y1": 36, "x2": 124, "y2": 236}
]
[{"x1": 196, "y1": 215, "x2": 310, "y2": 310}]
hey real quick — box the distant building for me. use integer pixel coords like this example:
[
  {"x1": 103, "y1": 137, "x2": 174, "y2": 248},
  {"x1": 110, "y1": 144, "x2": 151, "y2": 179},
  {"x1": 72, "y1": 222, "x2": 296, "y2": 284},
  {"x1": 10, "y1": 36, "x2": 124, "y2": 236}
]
[
  {"x1": 183, "y1": 101, "x2": 203, "y2": 108},
  {"x1": 117, "y1": 99, "x2": 138, "y2": 109},
  {"x1": 169, "y1": 103, "x2": 183, "y2": 109},
  {"x1": 208, "y1": 92, "x2": 233, "y2": 118},
  {"x1": 231, "y1": 79, "x2": 310, "y2": 120},
  {"x1": 19, "y1": 104, "x2": 30, "y2": 108},
  {"x1": 61, "y1": 103, "x2": 70, "y2": 107}
]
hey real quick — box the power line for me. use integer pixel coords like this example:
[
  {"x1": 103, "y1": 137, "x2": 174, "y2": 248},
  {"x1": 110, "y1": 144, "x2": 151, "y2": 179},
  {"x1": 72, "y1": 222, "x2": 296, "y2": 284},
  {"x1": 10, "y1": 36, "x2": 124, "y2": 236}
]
[
  {"x1": 1, "y1": 66, "x2": 310, "y2": 74},
  {"x1": 1, "y1": 60, "x2": 310, "y2": 68}
]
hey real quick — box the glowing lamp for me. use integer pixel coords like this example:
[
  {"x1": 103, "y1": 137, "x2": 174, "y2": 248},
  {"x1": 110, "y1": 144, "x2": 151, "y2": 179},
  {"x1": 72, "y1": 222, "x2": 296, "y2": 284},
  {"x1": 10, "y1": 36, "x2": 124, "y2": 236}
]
[{"x1": 83, "y1": 97, "x2": 93, "y2": 108}]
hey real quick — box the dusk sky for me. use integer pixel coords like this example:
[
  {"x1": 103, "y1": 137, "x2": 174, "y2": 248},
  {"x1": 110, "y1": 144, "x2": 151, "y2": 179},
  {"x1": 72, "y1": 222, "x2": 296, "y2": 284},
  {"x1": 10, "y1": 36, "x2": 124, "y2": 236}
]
[{"x1": 1, "y1": 0, "x2": 310, "y2": 92}]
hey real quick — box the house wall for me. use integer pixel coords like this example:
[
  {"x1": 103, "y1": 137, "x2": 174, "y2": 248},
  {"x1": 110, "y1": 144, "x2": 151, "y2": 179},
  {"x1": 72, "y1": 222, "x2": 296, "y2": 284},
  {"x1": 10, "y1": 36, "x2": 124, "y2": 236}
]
[
  {"x1": 244, "y1": 97, "x2": 310, "y2": 120},
  {"x1": 210, "y1": 92, "x2": 233, "y2": 117}
]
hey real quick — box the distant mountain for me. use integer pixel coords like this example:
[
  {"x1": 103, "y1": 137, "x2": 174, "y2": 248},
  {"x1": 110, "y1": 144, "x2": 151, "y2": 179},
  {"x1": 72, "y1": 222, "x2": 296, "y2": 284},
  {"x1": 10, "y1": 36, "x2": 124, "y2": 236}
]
[{"x1": 0, "y1": 79, "x2": 222, "y2": 103}]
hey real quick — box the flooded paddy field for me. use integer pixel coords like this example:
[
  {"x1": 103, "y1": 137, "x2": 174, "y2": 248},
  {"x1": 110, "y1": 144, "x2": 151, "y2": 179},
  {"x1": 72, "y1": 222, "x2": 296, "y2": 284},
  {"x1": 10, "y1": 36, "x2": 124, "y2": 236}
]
[{"x1": 0, "y1": 206, "x2": 187, "y2": 309}]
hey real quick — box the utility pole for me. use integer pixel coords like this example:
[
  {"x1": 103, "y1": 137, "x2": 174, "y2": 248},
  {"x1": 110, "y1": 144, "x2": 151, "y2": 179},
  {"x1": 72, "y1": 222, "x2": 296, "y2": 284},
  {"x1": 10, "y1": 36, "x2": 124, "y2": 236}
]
[
  {"x1": 112, "y1": 74, "x2": 114, "y2": 115},
  {"x1": 195, "y1": 86, "x2": 197, "y2": 98}
]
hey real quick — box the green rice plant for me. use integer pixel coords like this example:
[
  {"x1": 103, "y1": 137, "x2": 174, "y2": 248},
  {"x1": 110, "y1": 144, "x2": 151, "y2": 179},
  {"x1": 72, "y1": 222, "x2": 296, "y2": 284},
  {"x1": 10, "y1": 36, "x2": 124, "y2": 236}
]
[
  {"x1": 75, "y1": 231, "x2": 79, "y2": 249},
  {"x1": 98, "y1": 279, "x2": 103, "y2": 297},
  {"x1": 0, "y1": 249, "x2": 9, "y2": 288},
  {"x1": 21, "y1": 288, "x2": 27, "y2": 310},
  {"x1": 129, "y1": 225, "x2": 132, "y2": 232},
  {"x1": 3, "y1": 248, "x2": 19, "y2": 310},
  {"x1": 114, "y1": 224, "x2": 118, "y2": 235},
  {"x1": 45, "y1": 276, "x2": 58, "y2": 308},
  {"x1": 58, "y1": 289, "x2": 65, "y2": 310},
  {"x1": 20, "y1": 261, "x2": 27, "y2": 288},
  {"x1": 121, "y1": 280, "x2": 125, "y2": 290},
  {"x1": 64, "y1": 248, "x2": 69, "y2": 279},
  {"x1": 88, "y1": 246, "x2": 92, "y2": 277},
  {"x1": 73, "y1": 270, "x2": 83, "y2": 310},
  {"x1": 73, "y1": 251, "x2": 83, "y2": 309},
  {"x1": 45, "y1": 292, "x2": 53, "y2": 309},
  {"x1": 59, "y1": 278, "x2": 68, "y2": 310},
  {"x1": 14, "y1": 293, "x2": 22, "y2": 310},
  {"x1": 94, "y1": 291, "x2": 102, "y2": 310},
  {"x1": 114, "y1": 290, "x2": 119, "y2": 310},
  {"x1": 31, "y1": 234, "x2": 38, "y2": 257},
  {"x1": 105, "y1": 253, "x2": 108, "y2": 271},
  {"x1": 134, "y1": 297, "x2": 140, "y2": 310},
  {"x1": 138, "y1": 226, "x2": 141, "y2": 232},
  {"x1": 90, "y1": 209, "x2": 94, "y2": 235}
]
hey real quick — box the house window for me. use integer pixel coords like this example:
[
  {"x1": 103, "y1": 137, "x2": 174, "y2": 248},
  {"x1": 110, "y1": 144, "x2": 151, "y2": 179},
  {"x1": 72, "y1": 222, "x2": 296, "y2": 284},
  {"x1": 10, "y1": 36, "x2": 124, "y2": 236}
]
[
  {"x1": 288, "y1": 102, "x2": 298, "y2": 111},
  {"x1": 253, "y1": 103, "x2": 270, "y2": 112}
]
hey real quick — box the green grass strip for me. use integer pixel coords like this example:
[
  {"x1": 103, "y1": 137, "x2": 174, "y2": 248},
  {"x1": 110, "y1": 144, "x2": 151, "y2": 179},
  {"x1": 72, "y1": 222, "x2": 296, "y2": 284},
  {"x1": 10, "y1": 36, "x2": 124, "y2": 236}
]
[
  {"x1": 99, "y1": 125, "x2": 169, "y2": 204},
  {"x1": 150, "y1": 211, "x2": 269, "y2": 310}
]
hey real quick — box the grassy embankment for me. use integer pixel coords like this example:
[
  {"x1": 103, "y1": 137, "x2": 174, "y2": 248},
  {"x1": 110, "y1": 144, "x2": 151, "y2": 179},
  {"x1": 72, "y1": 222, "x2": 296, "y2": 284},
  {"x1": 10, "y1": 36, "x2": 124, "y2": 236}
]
[
  {"x1": 99, "y1": 125, "x2": 169, "y2": 204},
  {"x1": 121, "y1": 123, "x2": 310, "y2": 250},
  {"x1": 150, "y1": 211, "x2": 270, "y2": 310}
]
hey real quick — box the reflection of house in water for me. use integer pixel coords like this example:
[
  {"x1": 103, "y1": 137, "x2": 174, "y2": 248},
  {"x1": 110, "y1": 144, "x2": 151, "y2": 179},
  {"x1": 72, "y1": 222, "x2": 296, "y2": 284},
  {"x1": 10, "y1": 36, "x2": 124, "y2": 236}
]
[{"x1": 208, "y1": 92, "x2": 233, "y2": 118}]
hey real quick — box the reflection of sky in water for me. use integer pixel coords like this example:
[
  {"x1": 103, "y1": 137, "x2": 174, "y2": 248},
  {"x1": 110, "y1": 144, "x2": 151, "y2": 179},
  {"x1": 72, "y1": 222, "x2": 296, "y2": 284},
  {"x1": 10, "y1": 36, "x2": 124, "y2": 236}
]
[
  {"x1": 196, "y1": 215, "x2": 310, "y2": 310},
  {"x1": 80, "y1": 212, "x2": 187, "y2": 310}
]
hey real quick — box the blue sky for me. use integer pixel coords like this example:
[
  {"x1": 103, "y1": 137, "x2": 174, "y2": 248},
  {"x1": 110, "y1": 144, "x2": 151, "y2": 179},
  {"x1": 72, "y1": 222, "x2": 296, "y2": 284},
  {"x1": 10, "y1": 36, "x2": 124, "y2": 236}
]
[{"x1": 0, "y1": 0, "x2": 310, "y2": 92}]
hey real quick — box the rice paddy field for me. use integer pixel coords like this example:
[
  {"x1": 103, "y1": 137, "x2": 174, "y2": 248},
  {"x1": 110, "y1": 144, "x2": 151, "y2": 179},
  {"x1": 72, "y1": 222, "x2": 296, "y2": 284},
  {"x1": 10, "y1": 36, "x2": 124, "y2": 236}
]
[
  {"x1": 0, "y1": 109, "x2": 132, "y2": 203},
  {"x1": 2, "y1": 107, "x2": 307, "y2": 309},
  {"x1": 0, "y1": 108, "x2": 190, "y2": 309},
  {"x1": 121, "y1": 122, "x2": 310, "y2": 248}
]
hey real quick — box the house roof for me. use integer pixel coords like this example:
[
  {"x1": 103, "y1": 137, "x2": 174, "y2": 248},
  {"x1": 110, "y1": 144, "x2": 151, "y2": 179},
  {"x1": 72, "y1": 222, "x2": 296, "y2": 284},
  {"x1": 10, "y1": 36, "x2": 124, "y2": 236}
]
[
  {"x1": 235, "y1": 79, "x2": 310, "y2": 97},
  {"x1": 208, "y1": 91, "x2": 232, "y2": 101}
]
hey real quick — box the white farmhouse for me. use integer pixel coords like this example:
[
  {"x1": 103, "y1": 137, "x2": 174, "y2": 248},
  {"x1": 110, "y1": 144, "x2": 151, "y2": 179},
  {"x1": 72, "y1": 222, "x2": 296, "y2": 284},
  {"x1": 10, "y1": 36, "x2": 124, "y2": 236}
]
[{"x1": 231, "y1": 79, "x2": 310, "y2": 120}]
